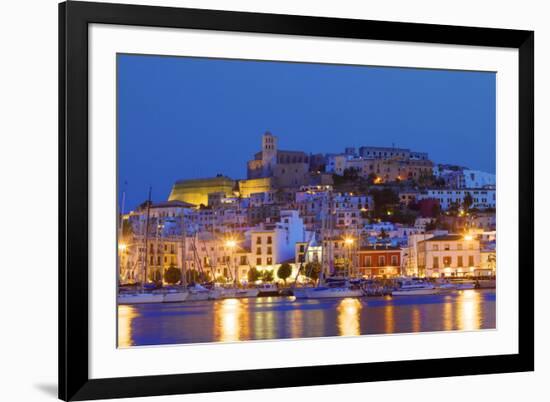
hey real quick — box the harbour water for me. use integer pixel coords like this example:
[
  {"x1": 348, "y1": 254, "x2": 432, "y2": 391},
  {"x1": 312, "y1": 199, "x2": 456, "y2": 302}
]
[{"x1": 118, "y1": 289, "x2": 495, "y2": 347}]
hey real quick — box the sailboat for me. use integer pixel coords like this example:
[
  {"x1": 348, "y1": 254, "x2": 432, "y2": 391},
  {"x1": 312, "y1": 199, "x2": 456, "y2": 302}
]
[
  {"x1": 302, "y1": 191, "x2": 364, "y2": 299},
  {"x1": 218, "y1": 246, "x2": 259, "y2": 298},
  {"x1": 118, "y1": 188, "x2": 165, "y2": 304}
]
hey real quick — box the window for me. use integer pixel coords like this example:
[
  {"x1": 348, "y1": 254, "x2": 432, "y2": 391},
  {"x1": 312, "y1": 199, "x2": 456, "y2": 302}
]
[
  {"x1": 164, "y1": 244, "x2": 168, "y2": 251},
  {"x1": 457, "y1": 256, "x2": 463, "y2": 267},
  {"x1": 433, "y1": 244, "x2": 439, "y2": 251},
  {"x1": 444, "y1": 244, "x2": 450, "y2": 251},
  {"x1": 256, "y1": 247, "x2": 261, "y2": 255},
  {"x1": 267, "y1": 257, "x2": 273, "y2": 265},
  {"x1": 378, "y1": 256, "x2": 385, "y2": 266},
  {"x1": 256, "y1": 237, "x2": 262, "y2": 245},
  {"x1": 469, "y1": 243, "x2": 474, "y2": 250},
  {"x1": 457, "y1": 243, "x2": 463, "y2": 250},
  {"x1": 299, "y1": 244, "x2": 305, "y2": 252},
  {"x1": 267, "y1": 247, "x2": 272, "y2": 255},
  {"x1": 468, "y1": 256, "x2": 474, "y2": 266},
  {"x1": 443, "y1": 256, "x2": 451, "y2": 266},
  {"x1": 391, "y1": 255, "x2": 398, "y2": 265},
  {"x1": 267, "y1": 236, "x2": 272, "y2": 244},
  {"x1": 433, "y1": 257, "x2": 439, "y2": 268},
  {"x1": 256, "y1": 257, "x2": 262, "y2": 265},
  {"x1": 240, "y1": 256, "x2": 247, "y2": 265},
  {"x1": 365, "y1": 256, "x2": 372, "y2": 267}
]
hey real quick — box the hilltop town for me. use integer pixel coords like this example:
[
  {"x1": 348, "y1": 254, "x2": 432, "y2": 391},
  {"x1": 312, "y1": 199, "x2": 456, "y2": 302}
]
[{"x1": 119, "y1": 131, "x2": 496, "y2": 285}]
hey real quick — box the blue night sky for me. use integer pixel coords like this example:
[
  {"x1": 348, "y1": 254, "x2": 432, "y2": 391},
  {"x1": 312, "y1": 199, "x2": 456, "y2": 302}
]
[{"x1": 118, "y1": 54, "x2": 496, "y2": 211}]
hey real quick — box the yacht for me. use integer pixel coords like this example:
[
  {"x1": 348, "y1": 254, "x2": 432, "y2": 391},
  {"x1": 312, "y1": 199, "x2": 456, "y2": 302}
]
[
  {"x1": 219, "y1": 287, "x2": 259, "y2": 298},
  {"x1": 117, "y1": 291, "x2": 164, "y2": 304},
  {"x1": 392, "y1": 279, "x2": 440, "y2": 296},
  {"x1": 304, "y1": 286, "x2": 364, "y2": 299},
  {"x1": 161, "y1": 287, "x2": 190, "y2": 303},
  {"x1": 291, "y1": 286, "x2": 312, "y2": 299},
  {"x1": 436, "y1": 279, "x2": 476, "y2": 292},
  {"x1": 186, "y1": 284, "x2": 219, "y2": 301},
  {"x1": 256, "y1": 283, "x2": 280, "y2": 297},
  {"x1": 304, "y1": 280, "x2": 364, "y2": 299}
]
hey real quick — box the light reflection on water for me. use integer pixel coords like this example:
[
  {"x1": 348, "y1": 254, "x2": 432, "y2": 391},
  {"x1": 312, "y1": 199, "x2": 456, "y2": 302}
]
[
  {"x1": 337, "y1": 298, "x2": 362, "y2": 336},
  {"x1": 117, "y1": 289, "x2": 495, "y2": 347},
  {"x1": 118, "y1": 304, "x2": 139, "y2": 348}
]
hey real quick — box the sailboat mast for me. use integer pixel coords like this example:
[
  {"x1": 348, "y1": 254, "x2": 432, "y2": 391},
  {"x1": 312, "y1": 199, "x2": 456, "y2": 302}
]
[
  {"x1": 117, "y1": 190, "x2": 126, "y2": 285},
  {"x1": 180, "y1": 207, "x2": 187, "y2": 286},
  {"x1": 143, "y1": 187, "x2": 152, "y2": 285}
]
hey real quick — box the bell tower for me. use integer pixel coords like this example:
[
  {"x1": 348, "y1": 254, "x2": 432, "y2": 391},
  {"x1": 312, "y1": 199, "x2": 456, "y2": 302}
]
[{"x1": 261, "y1": 131, "x2": 277, "y2": 176}]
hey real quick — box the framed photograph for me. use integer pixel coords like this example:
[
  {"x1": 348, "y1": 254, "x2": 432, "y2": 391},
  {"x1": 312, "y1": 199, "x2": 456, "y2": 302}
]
[{"x1": 59, "y1": 1, "x2": 534, "y2": 400}]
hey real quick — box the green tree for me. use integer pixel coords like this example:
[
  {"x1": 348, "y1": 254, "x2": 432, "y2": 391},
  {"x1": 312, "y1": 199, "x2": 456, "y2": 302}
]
[
  {"x1": 261, "y1": 270, "x2": 274, "y2": 283},
  {"x1": 369, "y1": 188, "x2": 399, "y2": 217},
  {"x1": 247, "y1": 267, "x2": 261, "y2": 283},
  {"x1": 303, "y1": 261, "x2": 322, "y2": 282},
  {"x1": 463, "y1": 192, "x2": 474, "y2": 211},
  {"x1": 164, "y1": 265, "x2": 181, "y2": 284},
  {"x1": 185, "y1": 269, "x2": 210, "y2": 284},
  {"x1": 277, "y1": 263, "x2": 292, "y2": 284}
]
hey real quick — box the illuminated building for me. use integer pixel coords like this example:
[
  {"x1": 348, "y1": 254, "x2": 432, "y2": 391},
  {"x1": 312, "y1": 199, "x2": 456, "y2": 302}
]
[
  {"x1": 416, "y1": 234, "x2": 483, "y2": 278},
  {"x1": 168, "y1": 176, "x2": 235, "y2": 206}
]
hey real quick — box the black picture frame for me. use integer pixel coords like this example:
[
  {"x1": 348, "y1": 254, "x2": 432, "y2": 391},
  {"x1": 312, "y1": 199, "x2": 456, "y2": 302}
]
[{"x1": 59, "y1": 1, "x2": 534, "y2": 400}]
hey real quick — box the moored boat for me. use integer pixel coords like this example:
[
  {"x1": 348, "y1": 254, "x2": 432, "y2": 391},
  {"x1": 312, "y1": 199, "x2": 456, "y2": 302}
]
[
  {"x1": 392, "y1": 279, "x2": 440, "y2": 296},
  {"x1": 117, "y1": 292, "x2": 164, "y2": 304},
  {"x1": 304, "y1": 285, "x2": 364, "y2": 299},
  {"x1": 186, "y1": 284, "x2": 220, "y2": 301},
  {"x1": 219, "y1": 287, "x2": 259, "y2": 298},
  {"x1": 162, "y1": 288, "x2": 190, "y2": 303},
  {"x1": 256, "y1": 283, "x2": 279, "y2": 297}
]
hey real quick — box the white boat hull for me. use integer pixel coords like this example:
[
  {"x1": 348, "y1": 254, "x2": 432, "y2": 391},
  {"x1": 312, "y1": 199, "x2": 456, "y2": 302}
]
[
  {"x1": 305, "y1": 287, "x2": 364, "y2": 299},
  {"x1": 187, "y1": 291, "x2": 211, "y2": 301},
  {"x1": 162, "y1": 291, "x2": 189, "y2": 303},
  {"x1": 292, "y1": 288, "x2": 309, "y2": 299},
  {"x1": 220, "y1": 288, "x2": 259, "y2": 298},
  {"x1": 118, "y1": 293, "x2": 164, "y2": 304},
  {"x1": 392, "y1": 288, "x2": 440, "y2": 296}
]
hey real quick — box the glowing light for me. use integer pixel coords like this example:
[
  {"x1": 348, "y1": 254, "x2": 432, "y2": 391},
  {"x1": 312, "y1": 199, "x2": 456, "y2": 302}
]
[
  {"x1": 337, "y1": 298, "x2": 361, "y2": 336},
  {"x1": 344, "y1": 237, "x2": 355, "y2": 246},
  {"x1": 464, "y1": 234, "x2": 474, "y2": 241},
  {"x1": 117, "y1": 305, "x2": 138, "y2": 348},
  {"x1": 118, "y1": 243, "x2": 127, "y2": 252},
  {"x1": 374, "y1": 177, "x2": 382, "y2": 184},
  {"x1": 225, "y1": 239, "x2": 237, "y2": 248}
]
